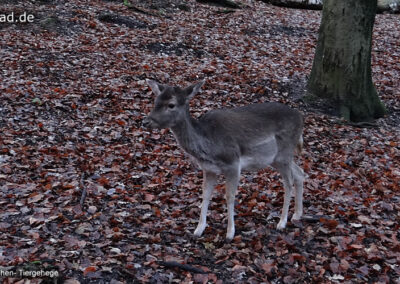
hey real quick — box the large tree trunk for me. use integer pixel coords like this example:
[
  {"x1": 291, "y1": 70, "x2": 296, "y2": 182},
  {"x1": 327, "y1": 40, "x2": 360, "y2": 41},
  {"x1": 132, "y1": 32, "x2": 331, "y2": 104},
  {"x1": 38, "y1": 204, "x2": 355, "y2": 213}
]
[{"x1": 307, "y1": 0, "x2": 386, "y2": 122}]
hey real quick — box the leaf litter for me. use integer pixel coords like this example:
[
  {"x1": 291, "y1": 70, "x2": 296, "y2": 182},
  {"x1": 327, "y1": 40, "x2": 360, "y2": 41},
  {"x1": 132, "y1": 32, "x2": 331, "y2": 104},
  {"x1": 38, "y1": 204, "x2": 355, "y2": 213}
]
[{"x1": 0, "y1": 0, "x2": 399, "y2": 283}]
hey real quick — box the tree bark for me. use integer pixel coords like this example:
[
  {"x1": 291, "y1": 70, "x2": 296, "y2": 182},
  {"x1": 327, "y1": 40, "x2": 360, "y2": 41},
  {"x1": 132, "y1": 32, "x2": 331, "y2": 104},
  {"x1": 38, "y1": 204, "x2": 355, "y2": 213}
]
[{"x1": 307, "y1": 0, "x2": 386, "y2": 122}]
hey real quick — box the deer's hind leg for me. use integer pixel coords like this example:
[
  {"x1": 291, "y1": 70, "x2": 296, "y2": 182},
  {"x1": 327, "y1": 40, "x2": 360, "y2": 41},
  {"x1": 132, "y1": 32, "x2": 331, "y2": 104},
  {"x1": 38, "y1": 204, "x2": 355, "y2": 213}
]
[
  {"x1": 291, "y1": 162, "x2": 304, "y2": 221},
  {"x1": 224, "y1": 166, "x2": 240, "y2": 241},
  {"x1": 274, "y1": 160, "x2": 294, "y2": 230}
]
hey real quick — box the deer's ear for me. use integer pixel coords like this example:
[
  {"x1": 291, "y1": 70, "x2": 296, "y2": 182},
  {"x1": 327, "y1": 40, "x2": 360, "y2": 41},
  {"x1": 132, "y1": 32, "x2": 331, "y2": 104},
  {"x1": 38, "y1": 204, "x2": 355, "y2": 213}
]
[
  {"x1": 184, "y1": 80, "x2": 205, "y2": 100},
  {"x1": 146, "y1": 79, "x2": 165, "y2": 96}
]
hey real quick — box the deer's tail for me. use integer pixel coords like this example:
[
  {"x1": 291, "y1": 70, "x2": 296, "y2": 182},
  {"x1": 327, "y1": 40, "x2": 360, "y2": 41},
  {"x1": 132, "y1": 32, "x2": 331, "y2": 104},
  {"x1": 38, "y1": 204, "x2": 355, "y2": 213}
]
[{"x1": 295, "y1": 134, "x2": 303, "y2": 155}]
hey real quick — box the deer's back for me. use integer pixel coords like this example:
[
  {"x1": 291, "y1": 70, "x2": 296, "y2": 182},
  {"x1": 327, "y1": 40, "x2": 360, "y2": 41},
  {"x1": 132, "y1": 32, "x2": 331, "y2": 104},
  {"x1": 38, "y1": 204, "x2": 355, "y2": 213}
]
[
  {"x1": 198, "y1": 102, "x2": 302, "y2": 140},
  {"x1": 194, "y1": 102, "x2": 303, "y2": 171}
]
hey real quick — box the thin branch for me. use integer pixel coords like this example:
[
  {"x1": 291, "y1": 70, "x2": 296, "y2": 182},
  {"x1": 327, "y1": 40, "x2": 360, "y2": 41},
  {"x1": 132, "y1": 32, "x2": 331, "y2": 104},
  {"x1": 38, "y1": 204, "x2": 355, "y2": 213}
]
[
  {"x1": 158, "y1": 261, "x2": 208, "y2": 274},
  {"x1": 79, "y1": 173, "x2": 87, "y2": 208}
]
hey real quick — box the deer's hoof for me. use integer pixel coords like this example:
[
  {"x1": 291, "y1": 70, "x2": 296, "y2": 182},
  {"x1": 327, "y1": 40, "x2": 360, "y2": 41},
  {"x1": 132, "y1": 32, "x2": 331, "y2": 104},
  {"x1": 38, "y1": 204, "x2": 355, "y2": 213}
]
[
  {"x1": 194, "y1": 224, "x2": 205, "y2": 237},
  {"x1": 225, "y1": 236, "x2": 233, "y2": 243},
  {"x1": 226, "y1": 229, "x2": 235, "y2": 241},
  {"x1": 276, "y1": 220, "x2": 287, "y2": 230},
  {"x1": 291, "y1": 212, "x2": 302, "y2": 221}
]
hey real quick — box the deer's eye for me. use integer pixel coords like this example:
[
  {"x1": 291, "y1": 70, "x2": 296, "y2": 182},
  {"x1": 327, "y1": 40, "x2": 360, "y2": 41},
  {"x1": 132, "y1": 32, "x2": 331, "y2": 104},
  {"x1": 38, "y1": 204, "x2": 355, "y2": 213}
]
[{"x1": 168, "y1": 103, "x2": 175, "y2": 109}]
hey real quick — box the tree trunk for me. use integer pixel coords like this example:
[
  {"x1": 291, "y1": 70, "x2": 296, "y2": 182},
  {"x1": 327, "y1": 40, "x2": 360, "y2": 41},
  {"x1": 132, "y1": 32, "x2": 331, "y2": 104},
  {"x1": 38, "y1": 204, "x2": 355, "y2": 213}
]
[{"x1": 307, "y1": 0, "x2": 386, "y2": 122}]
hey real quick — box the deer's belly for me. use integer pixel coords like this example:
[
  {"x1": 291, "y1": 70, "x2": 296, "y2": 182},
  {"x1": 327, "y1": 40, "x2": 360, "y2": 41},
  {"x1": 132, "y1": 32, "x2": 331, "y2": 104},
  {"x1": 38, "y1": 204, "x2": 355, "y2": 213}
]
[
  {"x1": 188, "y1": 155, "x2": 222, "y2": 174},
  {"x1": 239, "y1": 137, "x2": 278, "y2": 171}
]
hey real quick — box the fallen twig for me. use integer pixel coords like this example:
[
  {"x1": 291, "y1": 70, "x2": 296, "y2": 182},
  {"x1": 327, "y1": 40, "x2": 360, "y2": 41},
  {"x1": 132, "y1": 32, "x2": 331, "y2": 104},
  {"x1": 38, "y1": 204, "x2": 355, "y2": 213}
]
[
  {"x1": 196, "y1": 0, "x2": 242, "y2": 9},
  {"x1": 347, "y1": 121, "x2": 378, "y2": 128},
  {"x1": 158, "y1": 261, "x2": 208, "y2": 274},
  {"x1": 124, "y1": 0, "x2": 163, "y2": 17},
  {"x1": 79, "y1": 174, "x2": 87, "y2": 208},
  {"x1": 302, "y1": 215, "x2": 332, "y2": 223}
]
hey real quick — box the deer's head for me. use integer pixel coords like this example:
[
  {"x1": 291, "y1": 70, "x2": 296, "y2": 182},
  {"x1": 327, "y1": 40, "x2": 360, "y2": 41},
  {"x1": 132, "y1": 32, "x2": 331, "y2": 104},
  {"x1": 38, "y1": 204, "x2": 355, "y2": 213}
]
[{"x1": 143, "y1": 79, "x2": 205, "y2": 129}]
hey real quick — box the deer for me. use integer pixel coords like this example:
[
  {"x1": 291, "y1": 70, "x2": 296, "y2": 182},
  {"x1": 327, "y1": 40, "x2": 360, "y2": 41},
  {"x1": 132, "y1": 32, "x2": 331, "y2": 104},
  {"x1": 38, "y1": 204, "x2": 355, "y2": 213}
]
[{"x1": 142, "y1": 79, "x2": 304, "y2": 241}]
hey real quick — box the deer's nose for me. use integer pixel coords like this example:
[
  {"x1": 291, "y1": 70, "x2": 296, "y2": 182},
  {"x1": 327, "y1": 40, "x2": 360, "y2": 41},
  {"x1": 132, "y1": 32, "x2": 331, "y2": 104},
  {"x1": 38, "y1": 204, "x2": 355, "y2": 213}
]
[{"x1": 142, "y1": 117, "x2": 151, "y2": 128}]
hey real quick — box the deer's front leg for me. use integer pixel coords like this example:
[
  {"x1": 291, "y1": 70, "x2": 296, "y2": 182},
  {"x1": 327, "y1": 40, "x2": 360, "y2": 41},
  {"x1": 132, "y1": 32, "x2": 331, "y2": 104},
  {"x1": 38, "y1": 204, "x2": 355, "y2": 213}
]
[
  {"x1": 194, "y1": 171, "x2": 217, "y2": 237},
  {"x1": 225, "y1": 168, "x2": 240, "y2": 241}
]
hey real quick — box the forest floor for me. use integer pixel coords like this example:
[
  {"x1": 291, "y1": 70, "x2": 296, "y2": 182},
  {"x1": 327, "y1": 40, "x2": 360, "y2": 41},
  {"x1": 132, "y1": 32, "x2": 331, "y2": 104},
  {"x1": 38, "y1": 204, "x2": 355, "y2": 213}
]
[{"x1": 0, "y1": 0, "x2": 399, "y2": 283}]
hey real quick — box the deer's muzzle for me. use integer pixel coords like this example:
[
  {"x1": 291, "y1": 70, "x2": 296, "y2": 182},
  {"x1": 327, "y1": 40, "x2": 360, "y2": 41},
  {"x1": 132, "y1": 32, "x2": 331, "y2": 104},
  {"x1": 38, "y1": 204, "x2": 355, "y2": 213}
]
[{"x1": 142, "y1": 116, "x2": 160, "y2": 129}]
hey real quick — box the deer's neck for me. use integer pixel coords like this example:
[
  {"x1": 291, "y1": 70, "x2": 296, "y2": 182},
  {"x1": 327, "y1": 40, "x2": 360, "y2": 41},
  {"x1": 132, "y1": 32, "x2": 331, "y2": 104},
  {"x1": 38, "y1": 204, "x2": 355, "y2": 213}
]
[{"x1": 170, "y1": 114, "x2": 210, "y2": 162}]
